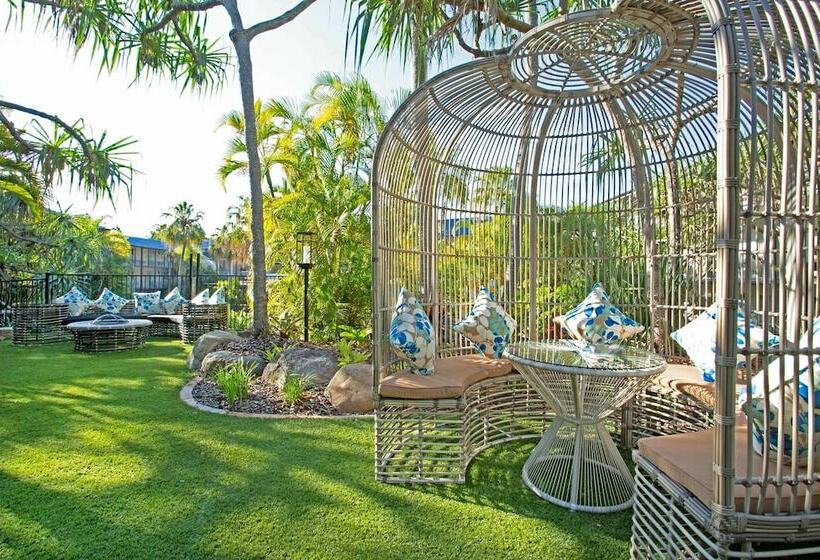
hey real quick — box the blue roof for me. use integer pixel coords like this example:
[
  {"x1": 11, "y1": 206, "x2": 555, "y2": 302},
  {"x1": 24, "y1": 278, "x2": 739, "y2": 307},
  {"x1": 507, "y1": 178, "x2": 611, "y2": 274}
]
[
  {"x1": 127, "y1": 236, "x2": 212, "y2": 253},
  {"x1": 127, "y1": 236, "x2": 167, "y2": 250}
]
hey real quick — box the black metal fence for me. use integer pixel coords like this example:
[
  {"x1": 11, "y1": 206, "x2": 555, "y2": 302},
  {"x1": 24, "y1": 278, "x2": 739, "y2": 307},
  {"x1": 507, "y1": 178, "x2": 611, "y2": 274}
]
[{"x1": 0, "y1": 271, "x2": 251, "y2": 327}]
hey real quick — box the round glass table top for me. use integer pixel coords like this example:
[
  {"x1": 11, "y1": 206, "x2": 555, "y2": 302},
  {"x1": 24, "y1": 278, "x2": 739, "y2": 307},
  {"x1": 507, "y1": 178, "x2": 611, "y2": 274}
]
[{"x1": 505, "y1": 340, "x2": 666, "y2": 377}]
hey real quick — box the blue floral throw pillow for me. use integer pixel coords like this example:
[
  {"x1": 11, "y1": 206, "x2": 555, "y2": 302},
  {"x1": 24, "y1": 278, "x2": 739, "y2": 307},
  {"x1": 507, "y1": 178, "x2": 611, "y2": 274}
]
[
  {"x1": 740, "y1": 315, "x2": 820, "y2": 462},
  {"x1": 389, "y1": 288, "x2": 436, "y2": 376},
  {"x1": 453, "y1": 286, "x2": 516, "y2": 359},
  {"x1": 54, "y1": 286, "x2": 91, "y2": 317},
  {"x1": 671, "y1": 303, "x2": 780, "y2": 383},
  {"x1": 191, "y1": 289, "x2": 210, "y2": 305},
  {"x1": 208, "y1": 287, "x2": 226, "y2": 305},
  {"x1": 162, "y1": 287, "x2": 187, "y2": 314},
  {"x1": 554, "y1": 283, "x2": 644, "y2": 347},
  {"x1": 134, "y1": 291, "x2": 163, "y2": 315},
  {"x1": 93, "y1": 288, "x2": 128, "y2": 313}
]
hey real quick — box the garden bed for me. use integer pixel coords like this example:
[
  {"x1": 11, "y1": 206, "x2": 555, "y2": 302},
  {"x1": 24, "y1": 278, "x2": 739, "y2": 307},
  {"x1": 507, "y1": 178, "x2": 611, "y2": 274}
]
[{"x1": 190, "y1": 374, "x2": 343, "y2": 416}]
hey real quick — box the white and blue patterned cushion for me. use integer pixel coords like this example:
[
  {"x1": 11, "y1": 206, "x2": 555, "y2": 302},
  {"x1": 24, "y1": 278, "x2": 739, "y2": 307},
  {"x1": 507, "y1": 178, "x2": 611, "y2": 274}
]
[
  {"x1": 453, "y1": 286, "x2": 516, "y2": 359},
  {"x1": 208, "y1": 287, "x2": 226, "y2": 305},
  {"x1": 92, "y1": 288, "x2": 128, "y2": 313},
  {"x1": 740, "y1": 315, "x2": 820, "y2": 461},
  {"x1": 191, "y1": 289, "x2": 210, "y2": 305},
  {"x1": 554, "y1": 283, "x2": 644, "y2": 347},
  {"x1": 671, "y1": 303, "x2": 780, "y2": 383},
  {"x1": 54, "y1": 286, "x2": 92, "y2": 317},
  {"x1": 389, "y1": 288, "x2": 436, "y2": 376},
  {"x1": 134, "y1": 291, "x2": 163, "y2": 315},
  {"x1": 162, "y1": 287, "x2": 187, "y2": 314}
]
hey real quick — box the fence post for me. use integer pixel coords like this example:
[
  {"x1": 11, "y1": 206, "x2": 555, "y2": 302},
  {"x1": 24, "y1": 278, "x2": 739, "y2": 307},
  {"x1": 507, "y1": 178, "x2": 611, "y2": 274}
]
[
  {"x1": 188, "y1": 254, "x2": 194, "y2": 298},
  {"x1": 195, "y1": 254, "x2": 201, "y2": 295},
  {"x1": 44, "y1": 272, "x2": 52, "y2": 303}
]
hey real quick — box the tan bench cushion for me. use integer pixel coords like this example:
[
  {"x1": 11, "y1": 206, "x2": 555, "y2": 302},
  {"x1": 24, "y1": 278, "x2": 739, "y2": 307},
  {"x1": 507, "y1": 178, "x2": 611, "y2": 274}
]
[
  {"x1": 379, "y1": 354, "x2": 513, "y2": 399},
  {"x1": 639, "y1": 423, "x2": 820, "y2": 513},
  {"x1": 654, "y1": 363, "x2": 716, "y2": 409}
]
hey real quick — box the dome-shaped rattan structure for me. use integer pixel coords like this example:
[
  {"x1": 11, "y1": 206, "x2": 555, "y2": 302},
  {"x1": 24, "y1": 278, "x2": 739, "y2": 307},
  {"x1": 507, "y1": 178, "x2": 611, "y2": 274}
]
[{"x1": 372, "y1": 0, "x2": 820, "y2": 556}]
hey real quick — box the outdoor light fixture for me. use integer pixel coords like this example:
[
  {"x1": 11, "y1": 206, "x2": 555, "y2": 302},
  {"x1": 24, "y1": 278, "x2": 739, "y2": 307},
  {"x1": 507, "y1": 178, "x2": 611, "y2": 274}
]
[{"x1": 296, "y1": 231, "x2": 315, "y2": 342}]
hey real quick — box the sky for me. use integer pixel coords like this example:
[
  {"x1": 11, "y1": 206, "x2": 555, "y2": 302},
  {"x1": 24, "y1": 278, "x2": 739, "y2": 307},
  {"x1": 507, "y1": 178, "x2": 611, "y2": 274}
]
[{"x1": 0, "y1": 1, "x2": 463, "y2": 237}]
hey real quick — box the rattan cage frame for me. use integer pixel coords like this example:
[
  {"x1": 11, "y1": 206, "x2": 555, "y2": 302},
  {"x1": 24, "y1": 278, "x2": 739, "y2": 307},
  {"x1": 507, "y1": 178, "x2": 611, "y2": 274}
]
[
  {"x1": 371, "y1": 0, "x2": 820, "y2": 554},
  {"x1": 179, "y1": 303, "x2": 228, "y2": 344}
]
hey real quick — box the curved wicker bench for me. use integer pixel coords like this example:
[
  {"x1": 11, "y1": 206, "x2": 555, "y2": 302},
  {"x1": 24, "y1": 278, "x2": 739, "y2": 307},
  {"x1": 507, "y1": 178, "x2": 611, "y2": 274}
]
[
  {"x1": 180, "y1": 303, "x2": 228, "y2": 344},
  {"x1": 12, "y1": 303, "x2": 69, "y2": 346},
  {"x1": 376, "y1": 354, "x2": 553, "y2": 483},
  {"x1": 376, "y1": 357, "x2": 715, "y2": 484}
]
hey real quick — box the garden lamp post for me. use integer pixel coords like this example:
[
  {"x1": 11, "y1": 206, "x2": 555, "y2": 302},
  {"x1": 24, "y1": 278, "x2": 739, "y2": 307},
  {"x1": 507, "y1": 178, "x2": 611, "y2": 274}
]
[{"x1": 297, "y1": 231, "x2": 315, "y2": 342}]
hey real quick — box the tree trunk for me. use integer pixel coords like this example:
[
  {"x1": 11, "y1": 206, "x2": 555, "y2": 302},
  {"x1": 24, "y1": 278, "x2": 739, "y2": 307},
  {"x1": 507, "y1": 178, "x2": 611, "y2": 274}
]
[
  {"x1": 411, "y1": 4, "x2": 427, "y2": 87},
  {"x1": 225, "y1": 0, "x2": 269, "y2": 334}
]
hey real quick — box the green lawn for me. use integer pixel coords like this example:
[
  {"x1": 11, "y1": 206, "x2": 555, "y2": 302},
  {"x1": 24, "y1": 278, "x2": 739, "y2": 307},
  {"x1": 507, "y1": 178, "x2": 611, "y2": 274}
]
[{"x1": 0, "y1": 340, "x2": 631, "y2": 560}]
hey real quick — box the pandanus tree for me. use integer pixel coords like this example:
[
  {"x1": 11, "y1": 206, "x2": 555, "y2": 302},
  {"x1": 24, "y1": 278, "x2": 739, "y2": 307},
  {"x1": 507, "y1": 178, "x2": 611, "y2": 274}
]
[
  {"x1": 0, "y1": 101, "x2": 135, "y2": 279},
  {"x1": 10, "y1": 0, "x2": 321, "y2": 334}
]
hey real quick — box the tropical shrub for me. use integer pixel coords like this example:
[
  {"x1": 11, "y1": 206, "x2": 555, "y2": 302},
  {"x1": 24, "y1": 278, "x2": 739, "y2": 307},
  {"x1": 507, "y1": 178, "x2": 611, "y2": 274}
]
[
  {"x1": 337, "y1": 339, "x2": 369, "y2": 368},
  {"x1": 280, "y1": 372, "x2": 312, "y2": 407},
  {"x1": 228, "y1": 309, "x2": 252, "y2": 331},
  {"x1": 215, "y1": 362, "x2": 252, "y2": 406}
]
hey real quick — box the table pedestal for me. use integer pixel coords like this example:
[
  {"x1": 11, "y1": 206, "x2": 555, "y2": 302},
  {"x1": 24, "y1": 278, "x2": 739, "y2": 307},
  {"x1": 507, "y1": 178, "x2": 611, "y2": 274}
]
[{"x1": 522, "y1": 416, "x2": 633, "y2": 512}]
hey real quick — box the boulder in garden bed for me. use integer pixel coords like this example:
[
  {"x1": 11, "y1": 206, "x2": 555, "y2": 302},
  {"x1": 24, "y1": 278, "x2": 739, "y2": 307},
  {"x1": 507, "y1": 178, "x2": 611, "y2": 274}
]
[
  {"x1": 324, "y1": 363, "x2": 374, "y2": 413},
  {"x1": 186, "y1": 330, "x2": 241, "y2": 371},
  {"x1": 200, "y1": 351, "x2": 266, "y2": 376},
  {"x1": 263, "y1": 346, "x2": 339, "y2": 388}
]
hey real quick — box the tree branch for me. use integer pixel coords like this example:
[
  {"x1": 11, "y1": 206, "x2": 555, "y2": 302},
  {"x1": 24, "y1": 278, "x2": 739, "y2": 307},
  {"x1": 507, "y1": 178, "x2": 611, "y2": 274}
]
[
  {"x1": 142, "y1": 0, "x2": 223, "y2": 35},
  {"x1": 0, "y1": 222, "x2": 57, "y2": 248},
  {"x1": 0, "y1": 111, "x2": 34, "y2": 152},
  {"x1": 0, "y1": 100, "x2": 93, "y2": 163},
  {"x1": 245, "y1": 0, "x2": 319, "y2": 41},
  {"x1": 442, "y1": 0, "x2": 533, "y2": 34},
  {"x1": 453, "y1": 25, "x2": 510, "y2": 57}
]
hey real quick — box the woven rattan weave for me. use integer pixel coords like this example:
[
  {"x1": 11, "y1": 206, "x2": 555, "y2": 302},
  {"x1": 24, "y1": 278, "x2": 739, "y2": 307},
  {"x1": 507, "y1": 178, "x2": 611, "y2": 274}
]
[
  {"x1": 371, "y1": 0, "x2": 819, "y2": 554},
  {"x1": 11, "y1": 304, "x2": 68, "y2": 346},
  {"x1": 180, "y1": 304, "x2": 228, "y2": 344},
  {"x1": 66, "y1": 317, "x2": 152, "y2": 353}
]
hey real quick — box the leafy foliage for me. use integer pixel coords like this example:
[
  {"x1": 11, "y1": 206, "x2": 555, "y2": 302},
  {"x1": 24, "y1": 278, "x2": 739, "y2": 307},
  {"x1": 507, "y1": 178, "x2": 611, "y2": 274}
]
[
  {"x1": 220, "y1": 74, "x2": 384, "y2": 341},
  {"x1": 215, "y1": 361, "x2": 253, "y2": 407},
  {"x1": 228, "y1": 309, "x2": 252, "y2": 331},
  {"x1": 280, "y1": 372, "x2": 312, "y2": 406},
  {"x1": 337, "y1": 339, "x2": 369, "y2": 368},
  {"x1": 151, "y1": 202, "x2": 205, "y2": 274}
]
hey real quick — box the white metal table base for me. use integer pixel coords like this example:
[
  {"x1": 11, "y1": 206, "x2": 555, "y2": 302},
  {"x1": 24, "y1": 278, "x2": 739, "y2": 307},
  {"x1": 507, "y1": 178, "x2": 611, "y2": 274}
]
[{"x1": 522, "y1": 416, "x2": 634, "y2": 513}]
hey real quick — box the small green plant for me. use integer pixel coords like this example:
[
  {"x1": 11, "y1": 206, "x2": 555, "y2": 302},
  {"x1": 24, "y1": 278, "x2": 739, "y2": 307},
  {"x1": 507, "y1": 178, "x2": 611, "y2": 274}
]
[
  {"x1": 337, "y1": 339, "x2": 369, "y2": 368},
  {"x1": 338, "y1": 325, "x2": 371, "y2": 346},
  {"x1": 280, "y1": 372, "x2": 312, "y2": 407},
  {"x1": 228, "y1": 309, "x2": 252, "y2": 331},
  {"x1": 263, "y1": 343, "x2": 284, "y2": 363},
  {"x1": 215, "y1": 362, "x2": 252, "y2": 407}
]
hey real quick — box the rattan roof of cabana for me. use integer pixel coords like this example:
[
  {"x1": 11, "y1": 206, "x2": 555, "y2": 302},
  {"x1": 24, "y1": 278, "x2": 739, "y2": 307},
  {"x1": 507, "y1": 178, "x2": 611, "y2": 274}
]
[{"x1": 373, "y1": 2, "x2": 779, "y2": 209}]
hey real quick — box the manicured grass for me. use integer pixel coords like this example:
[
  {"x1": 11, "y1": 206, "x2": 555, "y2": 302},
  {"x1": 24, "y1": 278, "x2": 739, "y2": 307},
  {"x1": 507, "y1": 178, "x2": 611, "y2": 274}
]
[{"x1": 0, "y1": 340, "x2": 631, "y2": 559}]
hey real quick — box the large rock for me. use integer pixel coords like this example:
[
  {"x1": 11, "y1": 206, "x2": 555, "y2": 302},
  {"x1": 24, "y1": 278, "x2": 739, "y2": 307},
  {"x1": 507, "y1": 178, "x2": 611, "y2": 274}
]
[
  {"x1": 186, "y1": 330, "x2": 241, "y2": 371},
  {"x1": 324, "y1": 363, "x2": 374, "y2": 413},
  {"x1": 200, "y1": 350, "x2": 265, "y2": 376},
  {"x1": 263, "y1": 346, "x2": 339, "y2": 388}
]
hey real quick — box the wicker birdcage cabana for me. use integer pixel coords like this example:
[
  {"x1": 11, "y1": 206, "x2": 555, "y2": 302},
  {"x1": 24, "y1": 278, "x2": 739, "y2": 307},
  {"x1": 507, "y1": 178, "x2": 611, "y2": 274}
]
[{"x1": 371, "y1": 0, "x2": 819, "y2": 555}]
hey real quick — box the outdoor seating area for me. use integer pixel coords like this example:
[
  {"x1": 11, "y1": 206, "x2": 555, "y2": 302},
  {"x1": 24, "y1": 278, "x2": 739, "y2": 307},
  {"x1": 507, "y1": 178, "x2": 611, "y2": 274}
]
[
  {"x1": 10, "y1": 285, "x2": 229, "y2": 348},
  {"x1": 369, "y1": 1, "x2": 820, "y2": 557},
  {"x1": 1, "y1": 0, "x2": 819, "y2": 558}
]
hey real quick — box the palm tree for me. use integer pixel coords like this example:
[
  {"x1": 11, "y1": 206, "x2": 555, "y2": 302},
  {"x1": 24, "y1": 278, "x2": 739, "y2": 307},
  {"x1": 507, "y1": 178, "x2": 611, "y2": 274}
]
[
  {"x1": 212, "y1": 200, "x2": 251, "y2": 273},
  {"x1": 152, "y1": 202, "x2": 206, "y2": 275},
  {"x1": 217, "y1": 100, "x2": 302, "y2": 196}
]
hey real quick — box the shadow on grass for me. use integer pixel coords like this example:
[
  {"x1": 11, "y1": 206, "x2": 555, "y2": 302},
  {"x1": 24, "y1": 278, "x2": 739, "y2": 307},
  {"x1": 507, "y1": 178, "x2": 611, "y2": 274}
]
[{"x1": 0, "y1": 340, "x2": 631, "y2": 560}]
